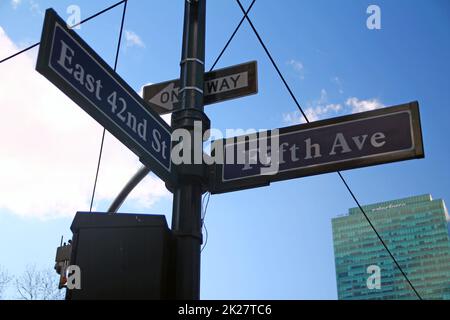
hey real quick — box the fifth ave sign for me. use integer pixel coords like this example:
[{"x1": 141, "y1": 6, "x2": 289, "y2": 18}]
[{"x1": 209, "y1": 102, "x2": 424, "y2": 194}]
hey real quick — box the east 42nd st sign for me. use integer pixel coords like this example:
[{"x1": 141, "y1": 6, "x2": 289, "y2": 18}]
[{"x1": 36, "y1": 9, "x2": 174, "y2": 184}]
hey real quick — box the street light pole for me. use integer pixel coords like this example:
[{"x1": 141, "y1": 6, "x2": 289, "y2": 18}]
[{"x1": 170, "y1": 0, "x2": 209, "y2": 300}]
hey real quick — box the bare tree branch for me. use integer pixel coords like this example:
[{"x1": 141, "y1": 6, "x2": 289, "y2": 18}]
[
  {"x1": 15, "y1": 264, "x2": 65, "y2": 300},
  {"x1": 0, "y1": 266, "x2": 12, "y2": 300}
]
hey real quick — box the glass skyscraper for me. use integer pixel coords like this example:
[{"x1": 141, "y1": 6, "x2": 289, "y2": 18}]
[{"x1": 332, "y1": 194, "x2": 450, "y2": 300}]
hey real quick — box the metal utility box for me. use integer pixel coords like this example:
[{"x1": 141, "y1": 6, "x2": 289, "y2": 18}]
[{"x1": 66, "y1": 212, "x2": 174, "y2": 300}]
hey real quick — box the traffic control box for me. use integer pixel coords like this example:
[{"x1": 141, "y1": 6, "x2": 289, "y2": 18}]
[{"x1": 66, "y1": 212, "x2": 175, "y2": 300}]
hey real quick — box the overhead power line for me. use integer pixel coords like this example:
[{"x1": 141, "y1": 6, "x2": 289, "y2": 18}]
[
  {"x1": 209, "y1": 0, "x2": 256, "y2": 72},
  {"x1": 200, "y1": 0, "x2": 256, "y2": 253},
  {"x1": 89, "y1": 0, "x2": 128, "y2": 212},
  {"x1": 0, "y1": 0, "x2": 127, "y2": 65},
  {"x1": 201, "y1": 192, "x2": 211, "y2": 253},
  {"x1": 0, "y1": 42, "x2": 40, "y2": 65},
  {"x1": 235, "y1": 0, "x2": 422, "y2": 300}
]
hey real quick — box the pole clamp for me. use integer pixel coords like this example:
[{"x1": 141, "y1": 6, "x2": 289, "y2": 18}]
[
  {"x1": 180, "y1": 58, "x2": 204, "y2": 66},
  {"x1": 179, "y1": 86, "x2": 204, "y2": 95}
]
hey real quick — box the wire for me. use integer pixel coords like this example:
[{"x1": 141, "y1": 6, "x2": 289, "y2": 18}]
[
  {"x1": 70, "y1": 0, "x2": 127, "y2": 29},
  {"x1": 200, "y1": 0, "x2": 256, "y2": 252},
  {"x1": 337, "y1": 172, "x2": 422, "y2": 299},
  {"x1": 0, "y1": 0, "x2": 127, "y2": 65},
  {"x1": 235, "y1": 0, "x2": 309, "y2": 122},
  {"x1": 89, "y1": 130, "x2": 106, "y2": 213},
  {"x1": 201, "y1": 192, "x2": 211, "y2": 253},
  {"x1": 89, "y1": 0, "x2": 128, "y2": 212},
  {"x1": 113, "y1": 1, "x2": 128, "y2": 71},
  {"x1": 0, "y1": 42, "x2": 39, "y2": 64},
  {"x1": 235, "y1": 0, "x2": 422, "y2": 300},
  {"x1": 208, "y1": 0, "x2": 256, "y2": 72},
  {"x1": 202, "y1": 192, "x2": 211, "y2": 223},
  {"x1": 201, "y1": 192, "x2": 208, "y2": 210},
  {"x1": 201, "y1": 221, "x2": 209, "y2": 253}
]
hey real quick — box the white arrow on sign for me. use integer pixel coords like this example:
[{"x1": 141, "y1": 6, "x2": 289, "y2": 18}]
[{"x1": 149, "y1": 82, "x2": 179, "y2": 111}]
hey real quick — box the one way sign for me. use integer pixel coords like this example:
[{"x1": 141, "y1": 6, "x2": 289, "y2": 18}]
[{"x1": 143, "y1": 61, "x2": 257, "y2": 114}]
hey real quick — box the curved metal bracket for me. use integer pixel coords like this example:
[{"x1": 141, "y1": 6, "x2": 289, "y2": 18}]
[{"x1": 107, "y1": 165, "x2": 151, "y2": 213}]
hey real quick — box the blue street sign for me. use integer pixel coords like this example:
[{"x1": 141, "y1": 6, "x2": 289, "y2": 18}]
[
  {"x1": 209, "y1": 102, "x2": 424, "y2": 194},
  {"x1": 36, "y1": 9, "x2": 174, "y2": 184}
]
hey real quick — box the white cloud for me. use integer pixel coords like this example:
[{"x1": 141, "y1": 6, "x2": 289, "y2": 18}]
[
  {"x1": 346, "y1": 97, "x2": 385, "y2": 113},
  {"x1": 331, "y1": 76, "x2": 344, "y2": 94},
  {"x1": 11, "y1": 0, "x2": 21, "y2": 9},
  {"x1": 287, "y1": 59, "x2": 305, "y2": 79},
  {"x1": 318, "y1": 88, "x2": 327, "y2": 104},
  {"x1": 282, "y1": 89, "x2": 342, "y2": 125},
  {"x1": 287, "y1": 59, "x2": 304, "y2": 72},
  {"x1": 125, "y1": 30, "x2": 145, "y2": 48},
  {"x1": 9, "y1": 0, "x2": 43, "y2": 15},
  {"x1": 0, "y1": 26, "x2": 170, "y2": 220},
  {"x1": 29, "y1": 0, "x2": 43, "y2": 16},
  {"x1": 282, "y1": 90, "x2": 385, "y2": 125},
  {"x1": 283, "y1": 104, "x2": 342, "y2": 125}
]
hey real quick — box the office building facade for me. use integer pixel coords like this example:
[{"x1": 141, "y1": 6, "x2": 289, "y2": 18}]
[{"x1": 332, "y1": 194, "x2": 450, "y2": 299}]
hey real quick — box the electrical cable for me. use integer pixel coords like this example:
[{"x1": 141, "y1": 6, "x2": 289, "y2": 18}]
[
  {"x1": 201, "y1": 221, "x2": 209, "y2": 253},
  {"x1": 235, "y1": 0, "x2": 422, "y2": 300},
  {"x1": 0, "y1": 0, "x2": 127, "y2": 65},
  {"x1": 200, "y1": 0, "x2": 256, "y2": 253},
  {"x1": 208, "y1": 0, "x2": 256, "y2": 72},
  {"x1": 89, "y1": 0, "x2": 128, "y2": 212},
  {"x1": 201, "y1": 192, "x2": 211, "y2": 252}
]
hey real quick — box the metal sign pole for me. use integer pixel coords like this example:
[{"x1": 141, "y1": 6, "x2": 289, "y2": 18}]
[{"x1": 170, "y1": 0, "x2": 209, "y2": 300}]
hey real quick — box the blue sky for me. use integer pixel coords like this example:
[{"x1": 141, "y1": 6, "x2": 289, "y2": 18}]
[{"x1": 0, "y1": 0, "x2": 449, "y2": 299}]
